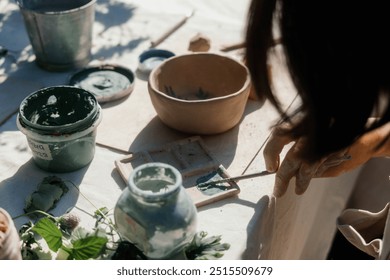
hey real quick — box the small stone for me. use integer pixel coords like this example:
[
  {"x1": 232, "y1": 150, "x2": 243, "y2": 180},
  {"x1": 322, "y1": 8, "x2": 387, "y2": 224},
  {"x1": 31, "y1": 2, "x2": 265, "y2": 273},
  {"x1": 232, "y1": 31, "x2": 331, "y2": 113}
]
[{"x1": 188, "y1": 33, "x2": 211, "y2": 52}]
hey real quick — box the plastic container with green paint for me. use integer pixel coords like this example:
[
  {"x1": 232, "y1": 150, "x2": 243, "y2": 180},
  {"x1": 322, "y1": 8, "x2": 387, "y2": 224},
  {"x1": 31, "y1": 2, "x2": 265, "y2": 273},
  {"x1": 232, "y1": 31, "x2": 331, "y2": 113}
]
[{"x1": 17, "y1": 86, "x2": 102, "y2": 172}]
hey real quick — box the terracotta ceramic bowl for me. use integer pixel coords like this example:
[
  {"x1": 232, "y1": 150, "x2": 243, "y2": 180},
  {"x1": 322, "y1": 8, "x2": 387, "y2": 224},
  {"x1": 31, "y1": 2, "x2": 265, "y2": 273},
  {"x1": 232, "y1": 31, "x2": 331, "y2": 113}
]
[{"x1": 148, "y1": 53, "x2": 251, "y2": 134}]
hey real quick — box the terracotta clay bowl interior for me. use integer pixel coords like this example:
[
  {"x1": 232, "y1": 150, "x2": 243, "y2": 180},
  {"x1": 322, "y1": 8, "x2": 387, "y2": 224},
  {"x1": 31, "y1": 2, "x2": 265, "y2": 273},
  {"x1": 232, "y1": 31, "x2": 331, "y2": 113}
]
[{"x1": 148, "y1": 52, "x2": 251, "y2": 135}]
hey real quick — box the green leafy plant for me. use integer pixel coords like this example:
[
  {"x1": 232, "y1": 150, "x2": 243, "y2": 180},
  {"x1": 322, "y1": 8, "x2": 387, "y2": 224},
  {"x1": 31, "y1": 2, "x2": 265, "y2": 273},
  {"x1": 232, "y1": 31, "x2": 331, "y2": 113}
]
[
  {"x1": 15, "y1": 176, "x2": 230, "y2": 260},
  {"x1": 18, "y1": 211, "x2": 110, "y2": 260}
]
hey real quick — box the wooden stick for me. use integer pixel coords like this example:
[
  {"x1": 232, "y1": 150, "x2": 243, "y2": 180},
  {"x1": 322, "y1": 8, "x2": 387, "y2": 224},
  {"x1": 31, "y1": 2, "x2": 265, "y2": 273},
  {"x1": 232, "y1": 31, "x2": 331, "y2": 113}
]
[
  {"x1": 219, "y1": 38, "x2": 283, "y2": 52},
  {"x1": 150, "y1": 10, "x2": 195, "y2": 48},
  {"x1": 220, "y1": 42, "x2": 246, "y2": 52}
]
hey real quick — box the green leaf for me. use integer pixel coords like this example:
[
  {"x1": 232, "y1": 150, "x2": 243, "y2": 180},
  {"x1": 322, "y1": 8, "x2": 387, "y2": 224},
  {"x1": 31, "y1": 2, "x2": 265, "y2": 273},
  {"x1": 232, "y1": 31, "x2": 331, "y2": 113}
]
[
  {"x1": 32, "y1": 217, "x2": 63, "y2": 252},
  {"x1": 68, "y1": 235, "x2": 108, "y2": 260}
]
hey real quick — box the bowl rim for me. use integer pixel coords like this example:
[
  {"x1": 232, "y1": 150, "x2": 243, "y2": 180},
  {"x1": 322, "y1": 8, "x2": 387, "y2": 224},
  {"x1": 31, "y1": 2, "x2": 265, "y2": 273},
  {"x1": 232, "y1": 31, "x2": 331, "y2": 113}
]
[{"x1": 148, "y1": 52, "x2": 251, "y2": 103}]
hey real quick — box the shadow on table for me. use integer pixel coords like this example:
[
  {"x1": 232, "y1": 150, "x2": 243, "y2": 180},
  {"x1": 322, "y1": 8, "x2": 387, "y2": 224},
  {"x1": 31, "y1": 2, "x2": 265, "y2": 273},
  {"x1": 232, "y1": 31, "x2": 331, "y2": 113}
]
[
  {"x1": 196, "y1": 193, "x2": 274, "y2": 259},
  {"x1": 95, "y1": 0, "x2": 137, "y2": 29},
  {"x1": 127, "y1": 114, "x2": 241, "y2": 173},
  {"x1": 243, "y1": 195, "x2": 275, "y2": 259},
  {"x1": 128, "y1": 116, "x2": 190, "y2": 152},
  {"x1": 0, "y1": 158, "x2": 90, "y2": 229},
  {"x1": 93, "y1": 0, "x2": 149, "y2": 59}
]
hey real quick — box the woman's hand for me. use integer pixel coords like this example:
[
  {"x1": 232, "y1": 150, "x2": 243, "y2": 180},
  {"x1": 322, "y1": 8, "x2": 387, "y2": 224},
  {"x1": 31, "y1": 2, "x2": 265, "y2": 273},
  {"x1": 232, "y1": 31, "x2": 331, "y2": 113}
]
[{"x1": 264, "y1": 121, "x2": 390, "y2": 197}]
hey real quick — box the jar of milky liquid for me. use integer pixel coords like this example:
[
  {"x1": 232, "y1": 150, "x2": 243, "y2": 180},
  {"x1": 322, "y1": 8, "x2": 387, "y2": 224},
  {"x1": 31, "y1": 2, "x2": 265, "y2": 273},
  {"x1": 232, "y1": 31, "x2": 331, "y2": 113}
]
[
  {"x1": 114, "y1": 162, "x2": 197, "y2": 259},
  {"x1": 17, "y1": 86, "x2": 102, "y2": 172}
]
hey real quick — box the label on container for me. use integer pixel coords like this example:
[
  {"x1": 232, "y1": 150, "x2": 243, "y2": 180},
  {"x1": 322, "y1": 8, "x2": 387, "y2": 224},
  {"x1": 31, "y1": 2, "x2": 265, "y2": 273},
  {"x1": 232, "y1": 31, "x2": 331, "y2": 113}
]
[{"x1": 27, "y1": 139, "x2": 53, "y2": 160}]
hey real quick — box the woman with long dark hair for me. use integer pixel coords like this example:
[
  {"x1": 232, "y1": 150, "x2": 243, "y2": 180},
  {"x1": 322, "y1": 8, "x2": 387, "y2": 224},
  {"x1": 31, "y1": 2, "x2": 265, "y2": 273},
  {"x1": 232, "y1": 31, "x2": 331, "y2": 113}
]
[
  {"x1": 245, "y1": 0, "x2": 390, "y2": 259},
  {"x1": 245, "y1": 0, "x2": 390, "y2": 197}
]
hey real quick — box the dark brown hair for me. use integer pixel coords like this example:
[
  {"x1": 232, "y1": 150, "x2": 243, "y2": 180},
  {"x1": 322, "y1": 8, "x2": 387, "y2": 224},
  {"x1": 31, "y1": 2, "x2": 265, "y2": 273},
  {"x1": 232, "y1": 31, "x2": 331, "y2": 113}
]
[{"x1": 246, "y1": 0, "x2": 390, "y2": 161}]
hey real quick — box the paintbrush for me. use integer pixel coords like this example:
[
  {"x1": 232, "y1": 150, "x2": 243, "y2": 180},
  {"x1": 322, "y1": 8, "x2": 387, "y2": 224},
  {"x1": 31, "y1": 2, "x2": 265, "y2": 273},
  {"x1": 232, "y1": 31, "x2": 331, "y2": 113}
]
[{"x1": 196, "y1": 170, "x2": 273, "y2": 189}]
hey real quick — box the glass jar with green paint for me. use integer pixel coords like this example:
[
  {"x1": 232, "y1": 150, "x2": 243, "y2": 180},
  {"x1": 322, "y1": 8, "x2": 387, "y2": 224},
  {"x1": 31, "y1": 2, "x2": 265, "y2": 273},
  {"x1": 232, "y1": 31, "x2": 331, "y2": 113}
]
[{"x1": 114, "y1": 162, "x2": 198, "y2": 259}]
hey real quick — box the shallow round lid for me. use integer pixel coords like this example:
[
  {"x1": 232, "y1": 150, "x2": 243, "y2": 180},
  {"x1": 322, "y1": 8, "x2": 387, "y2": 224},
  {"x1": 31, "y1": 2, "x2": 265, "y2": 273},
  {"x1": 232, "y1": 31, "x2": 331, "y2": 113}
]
[
  {"x1": 69, "y1": 64, "x2": 135, "y2": 104},
  {"x1": 138, "y1": 49, "x2": 175, "y2": 75}
]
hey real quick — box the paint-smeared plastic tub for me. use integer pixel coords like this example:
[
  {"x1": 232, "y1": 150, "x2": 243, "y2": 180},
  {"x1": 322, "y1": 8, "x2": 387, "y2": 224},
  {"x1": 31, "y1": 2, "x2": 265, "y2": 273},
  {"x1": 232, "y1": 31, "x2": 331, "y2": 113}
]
[{"x1": 17, "y1": 86, "x2": 102, "y2": 172}]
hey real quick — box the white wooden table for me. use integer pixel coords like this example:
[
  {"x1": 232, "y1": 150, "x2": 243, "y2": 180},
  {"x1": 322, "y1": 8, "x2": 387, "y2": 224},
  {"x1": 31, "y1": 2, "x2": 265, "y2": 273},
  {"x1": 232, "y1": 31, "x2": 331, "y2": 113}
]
[{"x1": 0, "y1": 0, "x2": 364, "y2": 259}]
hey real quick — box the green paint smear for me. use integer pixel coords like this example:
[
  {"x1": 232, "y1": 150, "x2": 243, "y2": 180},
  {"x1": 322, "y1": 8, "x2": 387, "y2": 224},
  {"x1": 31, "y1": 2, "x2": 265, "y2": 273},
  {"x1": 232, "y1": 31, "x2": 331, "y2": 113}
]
[
  {"x1": 24, "y1": 90, "x2": 95, "y2": 126},
  {"x1": 196, "y1": 170, "x2": 229, "y2": 196}
]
